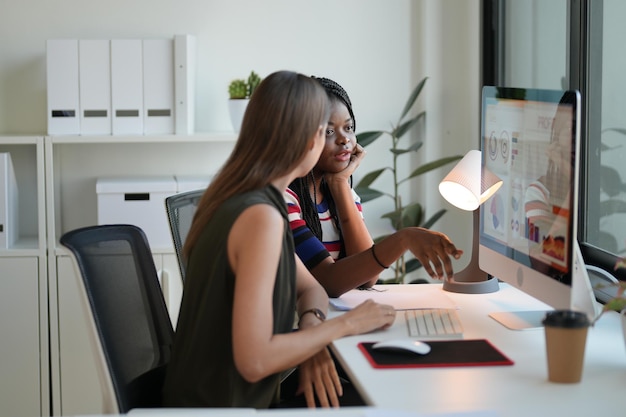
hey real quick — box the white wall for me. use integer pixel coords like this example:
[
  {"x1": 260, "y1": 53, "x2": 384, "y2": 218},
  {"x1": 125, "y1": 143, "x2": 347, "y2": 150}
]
[
  {"x1": 0, "y1": 0, "x2": 479, "y2": 279},
  {"x1": 418, "y1": 0, "x2": 481, "y2": 277}
]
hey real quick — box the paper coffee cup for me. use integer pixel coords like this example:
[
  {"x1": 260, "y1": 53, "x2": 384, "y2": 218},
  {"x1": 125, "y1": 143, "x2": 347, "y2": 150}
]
[{"x1": 542, "y1": 310, "x2": 590, "y2": 383}]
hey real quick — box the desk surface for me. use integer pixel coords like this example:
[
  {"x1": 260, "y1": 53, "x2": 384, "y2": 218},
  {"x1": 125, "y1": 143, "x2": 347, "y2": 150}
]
[{"x1": 329, "y1": 283, "x2": 626, "y2": 416}]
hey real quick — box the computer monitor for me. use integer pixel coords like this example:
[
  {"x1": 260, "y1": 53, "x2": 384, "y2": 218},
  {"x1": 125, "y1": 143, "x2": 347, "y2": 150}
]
[{"x1": 478, "y1": 86, "x2": 599, "y2": 330}]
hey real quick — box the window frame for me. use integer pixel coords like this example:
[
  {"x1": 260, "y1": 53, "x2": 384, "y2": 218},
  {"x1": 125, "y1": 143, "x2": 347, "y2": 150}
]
[{"x1": 480, "y1": 0, "x2": 626, "y2": 280}]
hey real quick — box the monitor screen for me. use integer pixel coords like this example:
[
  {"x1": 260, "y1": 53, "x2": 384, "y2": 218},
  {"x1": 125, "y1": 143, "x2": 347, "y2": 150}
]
[{"x1": 478, "y1": 86, "x2": 595, "y2": 328}]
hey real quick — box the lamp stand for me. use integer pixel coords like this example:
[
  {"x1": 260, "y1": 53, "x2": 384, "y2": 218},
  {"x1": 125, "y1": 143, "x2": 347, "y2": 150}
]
[{"x1": 443, "y1": 209, "x2": 499, "y2": 294}]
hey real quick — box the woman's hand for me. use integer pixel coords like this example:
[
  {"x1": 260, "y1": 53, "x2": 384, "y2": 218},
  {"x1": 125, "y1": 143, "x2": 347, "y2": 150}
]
[
  {"x1": 341, "y1": 299, "x2": 396, "y2": 335},
  {"x1": 297, "y1": 347, "x2": 342, "y2": 408},
  {"x1": 403, "y1": 228, "x2": 463, "y2": 280},
  {"x1": 326, "y1": 144, "x2": 366, "y2": 185}
]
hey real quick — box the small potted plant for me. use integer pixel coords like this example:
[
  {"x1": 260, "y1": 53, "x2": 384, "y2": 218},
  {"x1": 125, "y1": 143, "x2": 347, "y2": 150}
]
[
  {"x1": 591, "y1": 259, "x2": 626, "y2": 352},
  {"x1": 228, "y1": 71, "x2": 262, "y2": 133},
  {"x1": 593, "y1": 258, "x2": 626, "y2": 320}
]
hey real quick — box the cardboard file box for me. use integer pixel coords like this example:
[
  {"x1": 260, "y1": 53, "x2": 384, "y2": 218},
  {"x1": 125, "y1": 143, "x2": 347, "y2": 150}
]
[{"x1": 96, "y1": 177, "x2": 177, "y2": 248}]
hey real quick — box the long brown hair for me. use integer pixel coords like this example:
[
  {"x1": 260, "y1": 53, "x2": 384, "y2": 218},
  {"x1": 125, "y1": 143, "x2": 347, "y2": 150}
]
[{"x1": 184, "y1": 71, "x2": 330, "y2": 258}]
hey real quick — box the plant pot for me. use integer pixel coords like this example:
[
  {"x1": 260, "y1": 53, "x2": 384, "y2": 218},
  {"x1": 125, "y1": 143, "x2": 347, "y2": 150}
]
[{"x1": 228, "y1": 99, "x2": 249, "y2": 133}]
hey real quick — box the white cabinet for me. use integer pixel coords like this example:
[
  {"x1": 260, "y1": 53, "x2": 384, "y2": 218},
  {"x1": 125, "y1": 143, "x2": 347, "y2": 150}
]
[
  {"x1": 53, "y1": 254, "x2": 107, "y2": 415},
  {"x1": 0, "y1": 257, "x2": 45, "y2": 417},
  {"x1": 0, "y1": 137, "x2": 48, "y2": 417},
  {"x1": 0, "y1": 133, "x2": 233, "y2": 416},
  {"x1": 46, "y1": 133, "x2": 234, "y2": 416}
]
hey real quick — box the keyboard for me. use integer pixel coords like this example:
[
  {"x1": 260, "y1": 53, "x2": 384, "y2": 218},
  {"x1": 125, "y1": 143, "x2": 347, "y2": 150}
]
[{"x1": 404, "y1": 308, "x2": 464, "y2": 339}]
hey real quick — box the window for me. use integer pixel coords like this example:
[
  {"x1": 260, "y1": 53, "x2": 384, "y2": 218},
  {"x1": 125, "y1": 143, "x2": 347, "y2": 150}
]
[{"x1": 482, "y1": 0, "x2": 626, "y2": 279}]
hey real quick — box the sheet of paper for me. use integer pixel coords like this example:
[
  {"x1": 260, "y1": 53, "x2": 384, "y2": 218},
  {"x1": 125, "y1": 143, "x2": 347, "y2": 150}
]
[
  {"x1": 329, "y1": 285, "x2": 458, "y2": 311},
  {"x1": 364, "y1": 410, "x2": 499, "y2": 417}
]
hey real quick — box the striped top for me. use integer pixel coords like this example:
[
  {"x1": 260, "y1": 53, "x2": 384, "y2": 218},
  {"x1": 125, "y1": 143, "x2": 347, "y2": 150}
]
[
  {"x1": 524, "y1": 179, "x2": 552, "y2": 221},
  {"x1": 284, "y1": 187, "x2": 363, "y2": 270}
]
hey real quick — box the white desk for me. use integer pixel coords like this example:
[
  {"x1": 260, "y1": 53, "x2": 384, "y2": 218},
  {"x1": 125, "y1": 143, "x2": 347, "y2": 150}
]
[
  {"x1": 126, "y1": 407, "x2": 493, "y2": 416},
  {"x1": 329, "y1": 283, "x2": 626, "y2": 416}
]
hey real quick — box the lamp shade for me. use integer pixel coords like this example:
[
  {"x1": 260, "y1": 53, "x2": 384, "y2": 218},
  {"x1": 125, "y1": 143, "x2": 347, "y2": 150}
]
[{"x1": 439, "y1": 150, "x2": 502, "y2": 211}]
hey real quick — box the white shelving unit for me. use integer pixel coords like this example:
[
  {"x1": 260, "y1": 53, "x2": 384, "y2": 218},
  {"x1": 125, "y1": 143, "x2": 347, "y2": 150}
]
[
  {"x1": 45, "y1": 132, "x2": 235, "y2": 416},
  {"x1": 0, "y1": 136, "x2": 48, "y2": 417},
  {"x1": 0, "y1": 132, "x2": 235, "y2": 416}
]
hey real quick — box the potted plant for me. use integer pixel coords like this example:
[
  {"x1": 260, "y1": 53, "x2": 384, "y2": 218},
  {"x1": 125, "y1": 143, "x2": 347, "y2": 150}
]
[
  {"x1": 354, "y1": 77, "x2": 462, "y2": 283},
  {"x1": 590, "y1": 259, "x2": 626, "y2": 353},
  {"x1": 594, "y1": 258, "x2": 626, "y2": 307},
  {"x1": 228, "y1": 71, "x2": 262, "y2": 133}
]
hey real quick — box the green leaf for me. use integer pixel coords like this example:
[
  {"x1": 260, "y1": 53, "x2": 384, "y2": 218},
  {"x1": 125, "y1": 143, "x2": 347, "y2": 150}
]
[
  {"x1": 604, "y1": 298, "x2": 626, "y2": 313},
  {"x1": 381, "y1": 209, "x2": 401, "y2": 230},
  {"x1": 355, "y1": 168, "x2": 387, "y2": 188},
  {"x1": 392, "y1": 111, "x2": 425, "y2": 139},
  {"x1": 402, "y1": 155, "x2": 463, "y2": 182},
  {"x1": 406, "y1": 140, "x2": 424, "y2": 152},
  {"x1": 405, "y1": 258, "x2": 423, "y2": 273},
  {"x1": 421, "y1": 208, "x2": 447, "y2": 229},
  {"x1": 380, "y1": 211, "x2": 397, "y2": 220},
  {"x1": 400, "y1": 203, "x2": 424, "y2": 228},
  {"x1": 390, "y1": 148, "x2": 413, "y2": 155},
  {"x1": 390, "y1": 140, "x2": 424, "y2": 155},
  {"x1": 357, "y1": 131, "x2": 384, "y2": 147},
  {"x1": 353, "y1": 186, "x2": 385, "y2": 203},
  {"x1": 399, "y1": 77, "x2": 428, "y2": 121},
  {"x1": 380, "y1": 204, "x2": 425, "y2": 230}
]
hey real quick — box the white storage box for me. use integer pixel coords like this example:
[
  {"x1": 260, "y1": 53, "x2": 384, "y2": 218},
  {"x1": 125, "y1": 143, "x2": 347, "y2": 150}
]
[{"x1": 96, "y1": 176, "x2": 177, "y2": 249}]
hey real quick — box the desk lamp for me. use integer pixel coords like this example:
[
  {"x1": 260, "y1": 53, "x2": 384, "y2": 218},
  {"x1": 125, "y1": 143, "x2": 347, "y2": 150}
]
[{"x1": 438, "y1": 149, "x2": 503, "y2": 294}]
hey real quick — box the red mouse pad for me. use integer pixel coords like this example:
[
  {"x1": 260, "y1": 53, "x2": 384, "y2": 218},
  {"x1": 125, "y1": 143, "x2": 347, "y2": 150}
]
[{"x1": 358, "y1": 339, "x2": 514, "y2": 369}]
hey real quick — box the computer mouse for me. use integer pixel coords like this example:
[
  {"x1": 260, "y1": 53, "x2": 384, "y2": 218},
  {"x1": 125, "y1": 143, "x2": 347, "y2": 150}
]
[{"x1": 371, "y1": 339, "x2": 431, "y2": 355}]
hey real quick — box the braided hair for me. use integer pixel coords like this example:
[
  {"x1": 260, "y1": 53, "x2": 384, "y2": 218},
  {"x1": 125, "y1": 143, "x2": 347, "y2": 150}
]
[
  {"x1": 289, "y1": 76, "x2": 356, "y2": 259},
  {"x1": 312, "y1": 76, "x2": 355, "y2": 131}
]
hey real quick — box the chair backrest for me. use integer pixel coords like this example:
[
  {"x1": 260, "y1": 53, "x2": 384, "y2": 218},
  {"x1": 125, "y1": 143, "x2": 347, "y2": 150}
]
[
  {"x1": 165, "y1": 189, "x2": 204, "y2": 281},
  {"x1": 60, "y1": 224, "x2": 174, "y2": 413}
]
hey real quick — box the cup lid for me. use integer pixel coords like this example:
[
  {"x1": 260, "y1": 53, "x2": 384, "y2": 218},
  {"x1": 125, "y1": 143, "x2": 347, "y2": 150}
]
[{"x1": 542, "y1": 309, "x2": 590, "y2": 328}]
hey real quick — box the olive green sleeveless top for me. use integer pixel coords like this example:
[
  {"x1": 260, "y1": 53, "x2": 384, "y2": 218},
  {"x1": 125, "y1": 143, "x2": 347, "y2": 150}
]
[{"x1": 163, "y1": 185, "x2": 296, "y2": 408}]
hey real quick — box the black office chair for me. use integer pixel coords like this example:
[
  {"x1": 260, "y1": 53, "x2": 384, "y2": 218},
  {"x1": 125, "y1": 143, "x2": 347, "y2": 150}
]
[
  {"x1": 60, "y1": 224, "x2": 174, "y2": 414},
  {"x1": 165, "y1": 189, "x2": 204, "y2": 281}
]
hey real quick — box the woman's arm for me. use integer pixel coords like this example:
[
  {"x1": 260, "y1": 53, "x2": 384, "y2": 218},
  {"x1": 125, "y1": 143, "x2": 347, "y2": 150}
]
[
  {"x1": 311, "y1": 228, "x2": 463, "y2": 297},
  {"x1": 228, "y1": 204, "x2": 395, "y2": 385}
]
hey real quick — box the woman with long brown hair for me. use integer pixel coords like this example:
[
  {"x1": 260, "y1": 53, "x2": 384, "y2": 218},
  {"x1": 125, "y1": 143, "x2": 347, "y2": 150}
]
[{"x1": 163, "y1": 71, "x2": 395, "y2": 409}]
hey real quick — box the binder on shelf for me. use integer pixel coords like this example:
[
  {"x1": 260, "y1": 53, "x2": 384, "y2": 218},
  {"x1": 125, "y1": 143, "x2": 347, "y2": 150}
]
[
  {"x1": 79, "y1": 39, "x2": 112, "y2": 135},
  {"x1": 174, "y1": 34, "x2": 196, "y2": 135},
  {"x1": 111, "y1": 39, "x2": 144, "y2": 135},
  {"x1": 143, "y1": 39, "x2": 175, "y2": 135},
  {"x1": 47, "y1": 39, "x2": 80, "y2": 135},
  {"x1": 0, "y1": 153, "x2": 19, "y2": 249}
]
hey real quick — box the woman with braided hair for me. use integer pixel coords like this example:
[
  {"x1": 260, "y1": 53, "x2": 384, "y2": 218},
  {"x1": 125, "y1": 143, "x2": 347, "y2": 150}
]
[{"x1": 286, "y1": 76, "x2": 463, "y2": 297}]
